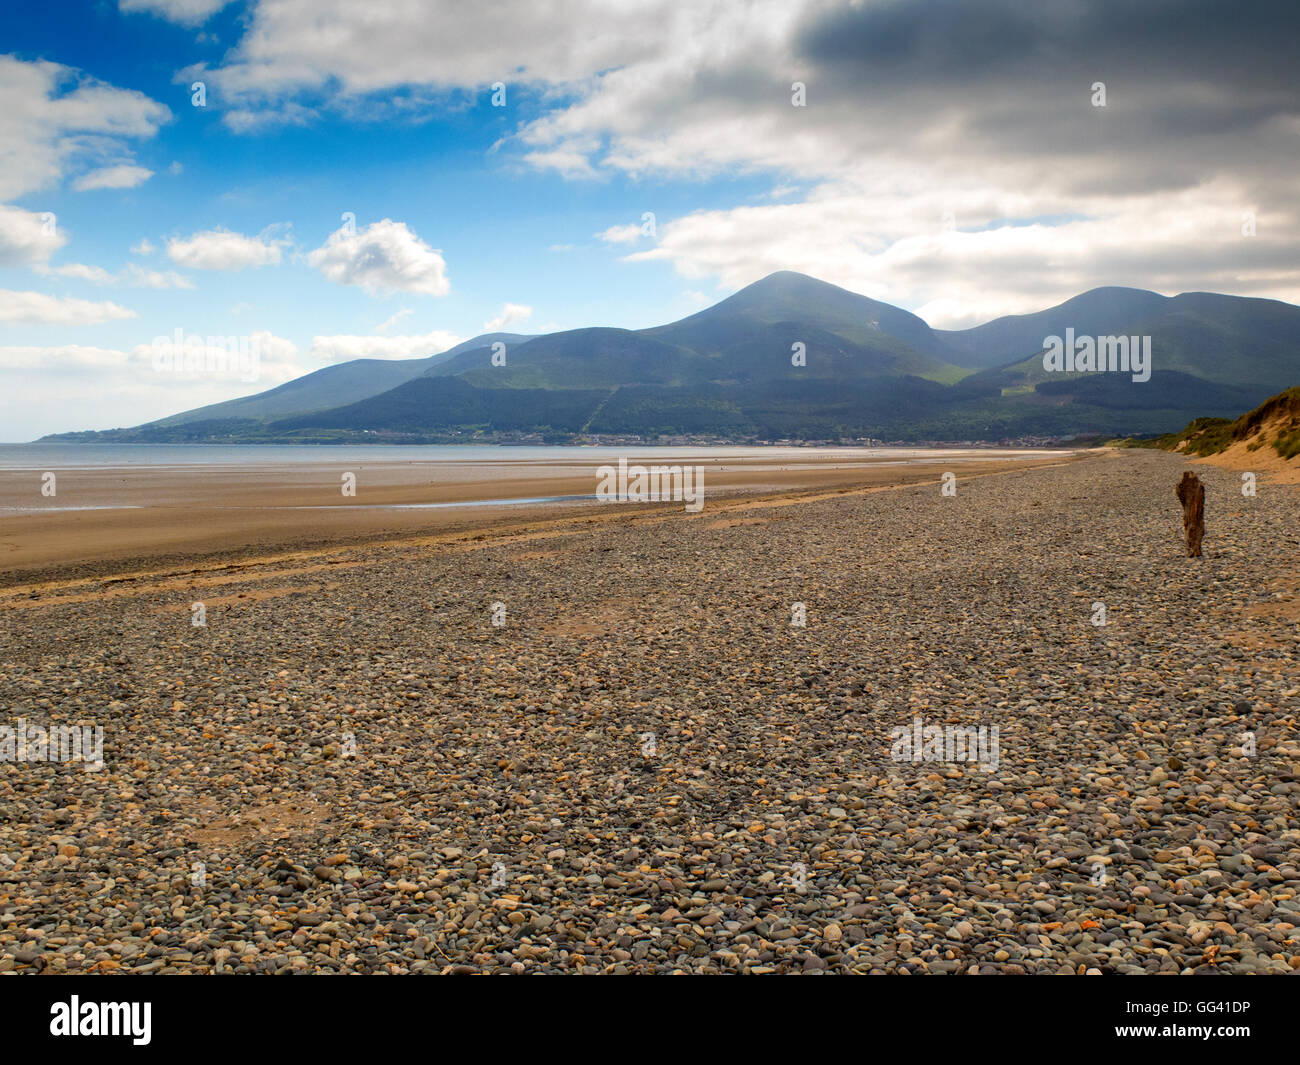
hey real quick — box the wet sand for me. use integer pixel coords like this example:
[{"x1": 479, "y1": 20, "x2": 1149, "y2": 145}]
[{"x1": 0, "y1": 448, "x2": 1079, "y2": 583}]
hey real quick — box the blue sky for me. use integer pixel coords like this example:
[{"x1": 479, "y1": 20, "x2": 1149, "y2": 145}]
[
  {"x1": 0, "y1": 1, "x2": 776, "y2": 439},
  {"x1": 2, "y1": 0, "x2": 1296, "y2": 439}
]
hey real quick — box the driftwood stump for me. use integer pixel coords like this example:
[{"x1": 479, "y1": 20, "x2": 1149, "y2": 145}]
[{"x1": 1176, "y1": 472, "x2": 1205, "y2": 557}]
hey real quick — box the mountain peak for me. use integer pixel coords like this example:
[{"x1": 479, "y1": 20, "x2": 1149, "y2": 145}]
[
  {"x1": 750, "y1": 269, "x2": 820, "y2": 285},
  {"x1": 735, "y1": 270, "x2": 851, "y2": 297}
]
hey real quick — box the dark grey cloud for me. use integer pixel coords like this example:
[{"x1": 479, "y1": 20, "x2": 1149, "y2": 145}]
[
  {"x1": 800, "y1": 0, "x2": 1300, "y2": 92},
  {"x1": 777, "y1": 0, "x2": 1300, "y2": 203}
]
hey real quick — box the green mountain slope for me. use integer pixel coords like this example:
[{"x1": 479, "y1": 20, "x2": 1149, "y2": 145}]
[
  {"x1": 935, "y1": 287, "x2": 1169, "y2": 369},
  {"x1": 431, "y1": 328, "x2": 698, "y2": 389},
  {"x1": 271, "y1": 376, "x2": 609, "y2": 440}
]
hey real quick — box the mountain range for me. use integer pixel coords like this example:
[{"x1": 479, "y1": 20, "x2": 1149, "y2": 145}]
[{"x1": 44, "y1": 272, "x2": 1300, "y2": 444}]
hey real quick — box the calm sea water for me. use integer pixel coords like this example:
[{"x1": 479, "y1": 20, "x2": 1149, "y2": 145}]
[{"x1": 0, "y1": 443, "x2": 1053, "y2": 471}]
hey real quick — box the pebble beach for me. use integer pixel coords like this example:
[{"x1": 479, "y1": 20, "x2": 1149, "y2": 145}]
[{"x1": 1, "y1": 448, "x2": 1297, "y2": 974}]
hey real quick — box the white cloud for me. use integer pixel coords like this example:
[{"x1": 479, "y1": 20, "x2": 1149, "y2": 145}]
[
  {"x1": 0, "y1": 56, "x2": 169, "y2": 200},
  {"x1": 307, "y1": 219, "x2": 449, "y2": 297},
  {"x1": 0, "y1": 344, "x2": 130, "y2": 371},
  {"x1": 192, "y1": 0, "x2": 680, "y2": 106},
  {"x1": 167, "y1": 228, "x2": 284, "y2": 270},
  {"x1": 519, "y1": 148, "x2": 599, "y2": 181},
  {"x1": 623, "y1": 175, "x2": 1300, "y2": 327},
  {"x1": 245, "y1": 330, "x2": 300, "y2": 370},
  {"x1": 118, "y1": 0, "x2": 233, "y2": 25},
  {"x1": 73, "y1": 164, "x2": 153, "y2": 191},
  {"x1": 482, "y1": 303, "x2": 532, "y2": 331},
  {"x1": 310, "y1": 329, "x2": 463, "y2": 362},
  {"x1": 36, "y1": 262, "x2": 115, "y2": 284},
  {"x1": 131, "y1": 238, "x2": 156, "y2": 255},
  {"x1": 596, "y1": 223, "x2": 646, "y2": 245},
  {"x1": 122, "y1": 264, "x2": 194, "y2": 289},
  {"x1": 220, "y1": 101, "x2": 315, "y2": 134},
  {"x1": 32, "y1": 261, "x2": 193, "y2": 289},
  {"x1": 375, "y1": 307, "x2": 412, "y2": 333},
  {"x1": 0, "y1": 205, "x2": 66, "y2": 266},
  {"x1": 0, "y1": 289, "x2": 137, "y2": 325}
]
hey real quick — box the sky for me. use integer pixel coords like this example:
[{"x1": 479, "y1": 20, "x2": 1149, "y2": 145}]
[{"x1": 1, "y1": 0, "x2": 1297, "y2": 440}]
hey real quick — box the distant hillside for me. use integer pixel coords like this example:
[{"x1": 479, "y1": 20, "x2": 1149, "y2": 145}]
[
  {"x1": 41, "y1": 273, "x2": 1300, "y2": 444},
  {"x1": 935, "y1": 287, "x2": 1170, "y2": 369},
  {"x1": 965, "y1": 291, "x2": 1300, "y2": 394},
  {"x1": 151, "y1": 333, "x2": 534, "y2": 426}
]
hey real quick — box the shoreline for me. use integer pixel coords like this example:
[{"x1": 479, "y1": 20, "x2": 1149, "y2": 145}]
[{"x1": 0, "y1": 448, "x2": 1085, "y2": 587}]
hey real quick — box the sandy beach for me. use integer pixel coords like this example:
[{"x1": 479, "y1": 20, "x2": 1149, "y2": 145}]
[
  {"x1": 0, "y1": 448, "x2": 1296, "y2": 975},
  {"x1": 0, "y1": 447, "x2": 1070, "y2": 581}
]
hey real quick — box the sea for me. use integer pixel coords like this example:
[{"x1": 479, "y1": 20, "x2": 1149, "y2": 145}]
[{"x1": 0, "y1": 443, "x2": 1055, "y2": 471}]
